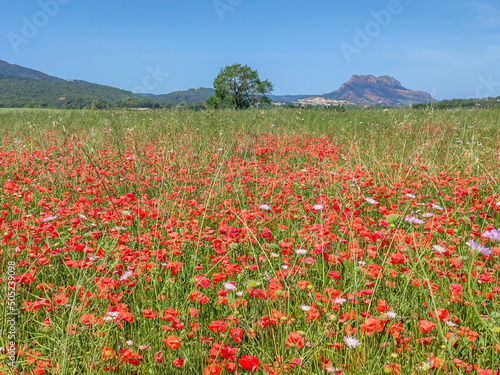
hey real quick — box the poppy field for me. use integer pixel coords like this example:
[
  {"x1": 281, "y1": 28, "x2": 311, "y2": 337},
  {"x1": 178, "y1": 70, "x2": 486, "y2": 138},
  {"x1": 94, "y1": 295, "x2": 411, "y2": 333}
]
[{"x1": 0, "y1": 107, "x2": 499, "y2": 374}]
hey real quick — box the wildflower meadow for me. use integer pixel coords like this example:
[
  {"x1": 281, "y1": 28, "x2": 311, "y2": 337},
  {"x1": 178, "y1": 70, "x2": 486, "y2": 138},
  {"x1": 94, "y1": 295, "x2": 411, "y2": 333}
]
[{"x1": 0, "y1": 107, "x2": 499, "y2": 374}]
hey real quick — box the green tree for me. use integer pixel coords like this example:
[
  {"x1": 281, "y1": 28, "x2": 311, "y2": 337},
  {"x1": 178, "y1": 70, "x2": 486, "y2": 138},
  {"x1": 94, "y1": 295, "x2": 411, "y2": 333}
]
[{"x1": 206, "y1": 64, "x2": 273, "y2": 109}]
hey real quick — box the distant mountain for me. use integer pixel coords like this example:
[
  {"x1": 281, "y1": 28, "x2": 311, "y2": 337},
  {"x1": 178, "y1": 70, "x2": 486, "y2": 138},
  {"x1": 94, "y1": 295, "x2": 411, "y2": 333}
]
[
  {"x1": 322, "y1": 75, "x2": 432, "y2": 106},
  {"x1": 264, "y1": 76, "x2": 432, "y2": 106},
  {"x1": 0, "y1": 60, "x2": 139, "y2": 108},
  {"x1": 0, "y1": 59, "x2": 63, "y2": 83}
]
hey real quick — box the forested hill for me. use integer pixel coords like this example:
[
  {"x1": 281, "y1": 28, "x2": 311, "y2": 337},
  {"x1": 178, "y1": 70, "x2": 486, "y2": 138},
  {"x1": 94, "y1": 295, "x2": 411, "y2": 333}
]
[
  {"x1": 0, "y1": 74, "x2": 140, "y2": 109},
  {"x1": 0, "y1": 60, "x2": 141, "y2": 108}
]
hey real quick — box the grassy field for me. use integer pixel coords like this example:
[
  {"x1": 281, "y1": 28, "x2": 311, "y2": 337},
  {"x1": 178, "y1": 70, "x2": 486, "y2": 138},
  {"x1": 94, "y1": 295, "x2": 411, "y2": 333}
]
[{"x1": 0, "y1": 107, "x2": 499, "y2": 374}]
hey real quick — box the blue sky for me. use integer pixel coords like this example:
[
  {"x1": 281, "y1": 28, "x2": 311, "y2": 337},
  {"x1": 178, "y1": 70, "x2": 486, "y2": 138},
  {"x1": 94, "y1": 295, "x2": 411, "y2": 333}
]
[{"x1": 1, "y1": 0, "x2": 499, "y2": 99}]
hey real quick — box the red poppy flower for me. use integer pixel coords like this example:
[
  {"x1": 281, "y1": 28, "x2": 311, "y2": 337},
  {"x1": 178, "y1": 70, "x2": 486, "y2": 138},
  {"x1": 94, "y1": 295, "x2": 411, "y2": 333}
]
[
  {"x1": 418, "y1": 320, "x2": 437, "y2": 334},
  {"x1": 204, "y1": 364, "x2": 222, "y2": 375},
  {"x1": 173, "y1": 357, "x2": 184, "y2": 367},
  {"x1": 286, "y1": 332, "x2": 305, "y2": 349},
  {"x1": 162, "y1": 335, "x2": 181, "y2": 350},
  {"x1": 360, "y1": 318, "x2": 385, "y2": 336},
  {"x1": 208, "y1": 320, "x2": 227, "y2": 333},
  {"x1": 101, "y1": 346, "x2": 116, "y2": 360},
  {"x1": 154, "y1": 351, "x2": 162, "y2": 363},
  {"x1": 239, "y1": 355, "x2": 259, "y2": 372},
  {"x1": 142, "y1": 308, "x2": 157, "y2": 319},
  {"x1": 296, "y1": 280, "x2": 310, "y2": 289}
]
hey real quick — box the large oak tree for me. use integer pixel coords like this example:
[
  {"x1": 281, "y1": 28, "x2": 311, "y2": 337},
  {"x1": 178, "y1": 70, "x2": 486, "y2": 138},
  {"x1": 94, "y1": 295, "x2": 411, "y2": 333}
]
[{"x1": 206, "y1": 64, "x2": 273, "y2": 109}]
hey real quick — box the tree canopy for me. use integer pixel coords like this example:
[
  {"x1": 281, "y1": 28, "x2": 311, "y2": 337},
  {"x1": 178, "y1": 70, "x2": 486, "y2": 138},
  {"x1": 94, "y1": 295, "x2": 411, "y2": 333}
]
[{"x1": 206, "y1": 64, "x2": 273, "y2": 109}]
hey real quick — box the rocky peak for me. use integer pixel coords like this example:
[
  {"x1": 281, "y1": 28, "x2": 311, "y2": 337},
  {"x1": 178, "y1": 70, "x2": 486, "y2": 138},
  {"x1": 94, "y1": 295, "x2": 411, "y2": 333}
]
[
  {"x1": 343, "y1": 75, "x2": 403, "y2": 88},
  {"x1": 324, "y1": 75, "x2": 432, "y2": 106}
]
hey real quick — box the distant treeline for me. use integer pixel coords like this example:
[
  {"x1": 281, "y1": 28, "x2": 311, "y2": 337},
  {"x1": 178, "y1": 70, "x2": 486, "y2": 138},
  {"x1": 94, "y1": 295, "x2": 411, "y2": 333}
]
[
  {"x1": 0, "y1": 97, "x2": 208, "y2": 110},
  {"x1": 412, "y1": 97, "x2": 500, "y2": 110}
]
